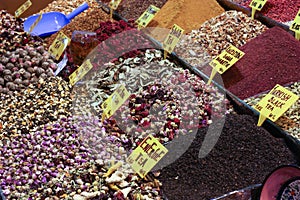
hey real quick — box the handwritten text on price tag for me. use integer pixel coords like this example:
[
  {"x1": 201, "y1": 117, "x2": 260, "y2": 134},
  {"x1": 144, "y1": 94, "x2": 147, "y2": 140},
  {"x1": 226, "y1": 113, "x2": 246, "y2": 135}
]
[
  {"x1": 15, "y1": 0, "x2": 32, "y2": 17},
  {"x1": 249, "y1": 0, "x2": 267, "y2": 11},
  {"x1": 253, "y1": 84, "x2": 299, "y2": 126},
  {"x1": 48, "y1": 32, "x2": 70, "y2": 60},
  {"x1": 209, "y1": 45, "x2": 245, "y2": 74},
  {"x1": 136, "y1": 5, "x2": 160, "y2": 28},
  {"x1": 109, "y1": 0, "x2": 122, "y2": 10},
  {"x1": 163, "y1": 24, "x2": 184, "y2": 53},
  {"x1": 69, "y1": 59, "x2": 93, "y2": 86},
  {"x1": 290, "y1": 9, "x2": 300, "y2": 34},
  {"x1": 127, "y1": 135, "x2": 168, "y2": 178},
  {"x1": 101, "y1": 85, "x2": 130, "y2": 119}
]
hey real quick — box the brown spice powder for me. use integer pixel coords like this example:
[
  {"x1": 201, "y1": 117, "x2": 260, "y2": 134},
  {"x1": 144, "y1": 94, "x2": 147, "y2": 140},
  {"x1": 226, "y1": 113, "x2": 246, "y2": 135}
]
[{"x1": 148, "y1": 0, "x2": 225, "y2": 32}]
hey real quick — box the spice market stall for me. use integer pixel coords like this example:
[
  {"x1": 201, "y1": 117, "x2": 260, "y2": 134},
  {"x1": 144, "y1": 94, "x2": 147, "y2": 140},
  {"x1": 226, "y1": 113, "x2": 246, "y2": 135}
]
[{"x1": 0, "y1": 0, "x2": 300, "y2": 199}]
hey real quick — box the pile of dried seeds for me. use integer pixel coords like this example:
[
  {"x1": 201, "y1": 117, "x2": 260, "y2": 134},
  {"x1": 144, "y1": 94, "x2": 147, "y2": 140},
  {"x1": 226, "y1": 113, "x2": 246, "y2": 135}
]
[
  {"x1": 0, "y1": 77, "x2": 72, "y2": 136},
  {"x1": 185, "y1": 11, "x2": 268, "y2": 58}
]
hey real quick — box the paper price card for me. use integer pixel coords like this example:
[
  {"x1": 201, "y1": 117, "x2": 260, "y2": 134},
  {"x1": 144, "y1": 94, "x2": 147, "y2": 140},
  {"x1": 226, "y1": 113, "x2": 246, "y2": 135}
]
[
  {"x1": 109, "y1": 0, "x2": 122, "y2": 10},
  {"x1": 249, "y1": 0, "x2": 268, "y2": 19},
  {"x1": 48, "y1": 32, "x2": 71, "y2": 60},
  {"x1": 136, "y1": 5, "x2": 160, "y2": 29},
  {"x1": 127, "y1": 135, "x2": 168, "y2": 178},
  {"x1": 253, "y1": 84, "x2": 299, "y2": 126},
  {"x1": 208, "y1": 45, "x2": 245, "y2": 84},
  {"x1": 101, "y1": 84, "x2": 130, "y2": 120},
  {"x1": 69, "y1": 59, "x2": 93, "y2": 86},
  {"x1": 289, "y1": 9, "x2": 300, "y2": 40},
  {"x1": 15, "y1": 0, "x2": 32, "y2": 18},
  {"x1": 29, "y1": 13, "x2": 43, "y2": 34},
  {"x1": 163, "y1": 24, "x2": 184, "y2": 58}
]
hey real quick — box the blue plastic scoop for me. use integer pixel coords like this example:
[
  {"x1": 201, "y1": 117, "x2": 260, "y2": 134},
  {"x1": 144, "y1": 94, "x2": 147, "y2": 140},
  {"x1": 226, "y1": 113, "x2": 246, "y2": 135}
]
[{"x1": 23, "y1": 2, "x2": 89, "y2": 37}]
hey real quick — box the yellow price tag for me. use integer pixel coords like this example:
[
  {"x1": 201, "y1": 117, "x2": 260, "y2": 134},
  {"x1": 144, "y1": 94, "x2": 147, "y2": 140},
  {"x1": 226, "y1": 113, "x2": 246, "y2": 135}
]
[
  {"x1": 29, "y1": 13, "x2": 43, "y2": 34},
  {"x1": 101, "y1": 85, "x2": 130, "y2": 119},
  {"x1": 109, "y1": 0, "x2": 122, "y2": 10},
  {"x1": 290, "y1": 9, "x2": 300, "y2": 40},
  {"x1": 163, "y1": 24, "x2": 184, "y2": 58},
  {"x1": 250, "y1": 0, "x2": 267, "y2": 11},
  {"x1": 127, "y1": 135, "x2": 168, "y2": 178},
  {"x1": 48, "y1": 32, "x2": 71, "y2": 60},
  {"x1": 136, "y1": 5, "x2": 160, "y2": 29},
  {"x1": 253, "y1": 84, "x2": 299, "y2": 126},
  {"x1": 69, "y1": 59, "x2": 93, "y2": 86},
  {"x1": 208, "y1": 45, "x2": 245, "y2": 84},
  {"x1": 249, "y1": 0, "x2": 268, "y2": 19},
  {"x1": 15, "y1": 0, "x2": 32, "y2": 18}
]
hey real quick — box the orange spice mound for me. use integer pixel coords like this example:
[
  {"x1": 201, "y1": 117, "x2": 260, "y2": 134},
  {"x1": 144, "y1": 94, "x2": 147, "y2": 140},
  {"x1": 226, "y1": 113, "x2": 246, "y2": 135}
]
[{"x1": 148, "y1": 0, "x2": 225, "y2": 32}]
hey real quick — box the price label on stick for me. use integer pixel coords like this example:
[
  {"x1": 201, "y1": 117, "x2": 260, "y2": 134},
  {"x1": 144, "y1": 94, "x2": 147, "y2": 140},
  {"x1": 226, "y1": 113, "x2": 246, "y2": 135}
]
[
  {"x1": 109, "y1": 0, "x2": 122, "y2": 10},
  {"x1": 208, "y1": 45, "x2": 245, "y2": 84},
  {"x1": 289, "y1": 9, "x2": 300, "y2": 40},
  {"x1": 101, "y1": 85, "x2": 130, "y2": 120},
  {"x1": 163, "y1": 24, "x2": 184, "y2": 59},
  {"x1": 15, "y1": 0, "x2": 32, "y2": 18},
  {"x1": 108, "y1": 0, "x2": 122, "y2": 19},
  {"x1": 69, "y1": 59, "x2": 93, "y2": 86},
  {"x1": 249, "y1": 0, "x2": 268, "y2": 19},
  {"x1": 136, "y1": 5, "x2": 160, "y2": 29},
  {"x1": 48, "y1": 32, "x2": 70, "y2": 60},
  {"x1": 127, "y1": 135, "x2": 168, "y2": 178},
  {"x1": 28, "y1": 13, "x2": 43, "y2": 34},
  {"x1": 253, "y1": 84, "x2": 299, "y2": 126}
]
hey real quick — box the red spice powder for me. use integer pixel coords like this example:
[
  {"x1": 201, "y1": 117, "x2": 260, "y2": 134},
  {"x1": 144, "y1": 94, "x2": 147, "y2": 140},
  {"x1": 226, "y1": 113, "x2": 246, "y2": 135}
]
[
  {"x1": 222, "y1": 26, "x2": 300, "y2": 99},
  {"x1": 241, "y1": 0, "x2": 300, "y2": 22}
]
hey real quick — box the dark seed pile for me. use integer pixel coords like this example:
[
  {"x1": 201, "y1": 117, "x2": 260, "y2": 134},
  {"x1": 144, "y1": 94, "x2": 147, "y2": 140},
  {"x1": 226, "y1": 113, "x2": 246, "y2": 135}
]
[{"x1": 158, "y1": 114, "x2": 296, "y2": 200}]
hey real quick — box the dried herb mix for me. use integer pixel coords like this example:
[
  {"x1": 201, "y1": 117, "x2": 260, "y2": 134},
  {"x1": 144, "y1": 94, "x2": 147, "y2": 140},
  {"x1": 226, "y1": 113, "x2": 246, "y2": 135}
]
[
  {"x1": 158, "y1": 114, "x2": 296, "y2": 200},
  {"x1": 222, "y1": 27, "x2": 300, "y2": 99}
]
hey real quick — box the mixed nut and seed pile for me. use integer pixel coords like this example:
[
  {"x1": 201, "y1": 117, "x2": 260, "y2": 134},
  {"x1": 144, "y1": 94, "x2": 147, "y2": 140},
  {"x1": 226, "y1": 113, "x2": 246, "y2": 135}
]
[{"x1": 0, "y1": 0, "x2": 300, "y2": 199}]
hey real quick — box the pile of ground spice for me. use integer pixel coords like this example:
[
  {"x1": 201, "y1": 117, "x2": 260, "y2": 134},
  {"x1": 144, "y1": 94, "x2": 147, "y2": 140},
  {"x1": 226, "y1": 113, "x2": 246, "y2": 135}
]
[
  {"x1": 158, "y1": 114, "x2": 296, "y2": 200},
  {"x1": 115, "y1": 0, "x2": 168, "y2": 20},
  {"x1": 240, "y1": 0, "x2": 300, "y2": 22},
  {"x1": 148, "y1": 0, "x2": 225, "y2": 33},
  {"x1": 222, "y1": 26, "x2": 300, "y2": 99}
]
